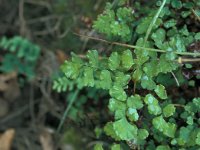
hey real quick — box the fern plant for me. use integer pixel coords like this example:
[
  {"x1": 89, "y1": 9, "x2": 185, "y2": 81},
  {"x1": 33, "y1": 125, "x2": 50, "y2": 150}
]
[
  {"x1": 0, "y1": 36, "x2": 40, "y2": 79},
  {"x1": 54, "y1": 0, "x2": 200, "y2": 149}
]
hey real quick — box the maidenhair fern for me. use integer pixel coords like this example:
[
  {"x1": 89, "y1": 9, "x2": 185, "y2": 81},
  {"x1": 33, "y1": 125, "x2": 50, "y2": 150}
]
[{"x1": 54, "y1": 0, "x2": 200, "y2": 149}]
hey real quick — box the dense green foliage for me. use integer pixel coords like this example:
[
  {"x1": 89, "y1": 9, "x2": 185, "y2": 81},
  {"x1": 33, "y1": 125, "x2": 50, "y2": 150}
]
[
  {"x1": 0, "y1": 36, "x2": 40, "y2": 79},
  {"x1": 54, "y1": 0, "x2": 200, "y2": 149}
]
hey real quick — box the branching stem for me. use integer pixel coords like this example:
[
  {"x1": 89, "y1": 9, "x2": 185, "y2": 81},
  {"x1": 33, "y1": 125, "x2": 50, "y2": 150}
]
[
  {"x1": 192, "y1": 9, "x2": 200, "y2": 22},
  {"x1": 74, "y1": 33, "x2": 200, "y2": 57},
  {"x1": 56, "y1": 89, "x2": 79, "y2": 133},
  {"x1": 173, "y1": 104, "x2": 185, "y2": 108},
  {"x1": 144, "y1": 0, "x2": 166, "y2": 42}
]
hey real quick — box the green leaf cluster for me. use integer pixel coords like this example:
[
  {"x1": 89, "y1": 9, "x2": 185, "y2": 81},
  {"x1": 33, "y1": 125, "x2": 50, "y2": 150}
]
[
  {"x1": 0, "y1": 36, "x2": 40, "y2": 79},
  {"x1": 54, "y1": 0, "x2": 200, "y2": 149},
  {"x1": 93, "y1": 7, "x2": 134, "y2": 41}
]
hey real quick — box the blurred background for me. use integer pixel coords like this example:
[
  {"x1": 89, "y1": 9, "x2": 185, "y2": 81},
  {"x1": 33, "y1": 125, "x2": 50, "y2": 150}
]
[{"x1": 0, "y1": 0, "x2": 112, "y2": 150}]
